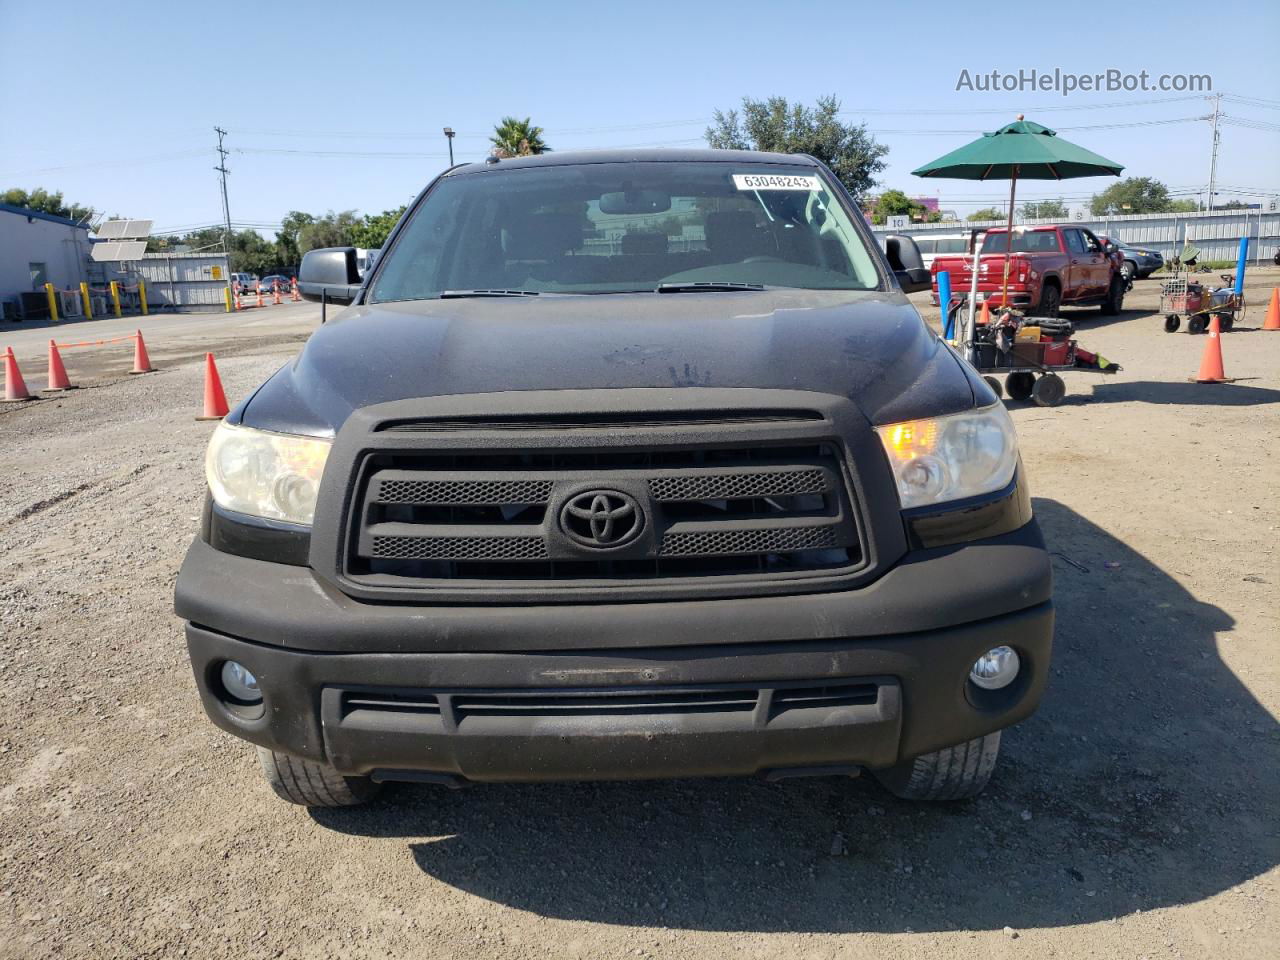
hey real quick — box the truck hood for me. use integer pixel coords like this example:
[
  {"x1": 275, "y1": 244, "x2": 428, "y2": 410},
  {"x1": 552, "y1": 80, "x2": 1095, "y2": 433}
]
[{"x1": 238, "y1": 289, "x2": 979, "y2": 436}]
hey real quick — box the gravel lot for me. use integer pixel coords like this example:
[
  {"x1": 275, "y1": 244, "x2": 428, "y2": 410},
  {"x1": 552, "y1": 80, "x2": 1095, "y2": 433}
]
[{"x1": 1, "y1": 271, "x2": 1277, "y2": 959}]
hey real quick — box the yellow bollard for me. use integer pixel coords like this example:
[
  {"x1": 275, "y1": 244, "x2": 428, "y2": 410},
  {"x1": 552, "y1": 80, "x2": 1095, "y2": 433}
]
[
  {"x1": 224, "y1": 285, "x2": 233, "y2": 313},
  {"x1": 45, "y1": 282, "x2": 59, "y2": 322},
  {"x1": 109, "y1": 281, "x2": 122, "y2": 318},
  {"x1": 80, "y1": 281, "x2": 93, "y2": 319},
  {"x1": 139, "y1": 280, "x2": 148, "y2": 316}
]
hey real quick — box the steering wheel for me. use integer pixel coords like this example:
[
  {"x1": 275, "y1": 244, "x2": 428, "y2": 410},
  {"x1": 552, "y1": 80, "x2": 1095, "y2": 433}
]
[{"x1": 741, "y1": 255, "x2": 785, "y2": 264}]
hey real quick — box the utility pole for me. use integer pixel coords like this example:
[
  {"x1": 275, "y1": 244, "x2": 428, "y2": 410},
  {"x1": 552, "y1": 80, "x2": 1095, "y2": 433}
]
[
  {"x1": 214, "y1": 126, "x2": 233, "y2": 258},
  {"x1": 1205, "y1": 94, "x2": 1222, "y2": 213},
  {"x1": 443, "y1": 127, "x2": 456, "y2": 166}
]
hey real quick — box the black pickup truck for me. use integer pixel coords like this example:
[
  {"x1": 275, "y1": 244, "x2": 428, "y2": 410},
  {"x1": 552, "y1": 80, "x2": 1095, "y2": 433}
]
[{"x1": 175, "y1": 149, "x2": 1052, "y2": 807}]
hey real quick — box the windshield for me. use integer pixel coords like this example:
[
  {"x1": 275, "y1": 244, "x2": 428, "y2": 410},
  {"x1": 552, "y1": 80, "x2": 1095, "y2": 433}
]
[
  {"x1": 981, "y1": 230, "x2": 1061, "y2": 254},
  {"x1": 368, "y1": 161, "x2": 881, "y2": 302}
]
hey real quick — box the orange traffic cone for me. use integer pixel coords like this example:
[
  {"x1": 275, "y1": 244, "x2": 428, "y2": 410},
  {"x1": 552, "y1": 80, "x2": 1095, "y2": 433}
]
[
  {"x1": 234, "y1": 288, "x2": 242, "y2": 311},
  {"x1": 256, "y1": 283, "x2": 264, "y2": 308},
  {"x1": 1192, "y1": 315, "x2": 1233, "y2": 384},
  {"x1": 272, "y1": 282, "x2": 282, "y2": 305},
  {"x1": 197, "y1": 353, "x2": 230, "y2": 420},
  {"x1": 979, "y1": 300, "x2": 991, "y2": 325},
  {"x1": 3, "y1": 347, "x2": 33, "y2": 402},
  {"x1": 1263, "y1": 288, "x2": 1280, "y2": 331},
  {"x1": 44, "y1": 339, "x2": 76, "y2": 391},
  {"x1": 290, "y1": 277, "x2": 301, "y2": 302},
  {"x1": 130, "y1": 330, "x2": 154, "y2": 374}
]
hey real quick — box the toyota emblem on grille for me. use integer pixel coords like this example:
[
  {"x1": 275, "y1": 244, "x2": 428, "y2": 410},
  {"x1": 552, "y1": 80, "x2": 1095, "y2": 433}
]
[{"x1": 559, "y1": 490, "x2": 644, "y2": 548}]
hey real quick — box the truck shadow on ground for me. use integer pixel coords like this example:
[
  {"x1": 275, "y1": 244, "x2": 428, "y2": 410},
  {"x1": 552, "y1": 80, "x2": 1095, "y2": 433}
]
[
  {"x1": 313, "y1": 499, "x2": 1279, "y2": 934},
  {"x1": 1045, "y1": 380, "x2": 1280, "y2": 407}
]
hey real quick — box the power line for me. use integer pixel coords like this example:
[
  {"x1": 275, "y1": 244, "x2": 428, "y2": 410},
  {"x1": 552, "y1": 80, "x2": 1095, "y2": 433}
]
[
  {"x1": 230, "y1": 116, "x2": 1214, "y2": 162},
  {"x1": 236, "y1": 147, "x2": 451, "y2": 159},
  {"x1": 1222, "y1": 94, "x2": 1280, "y2": 111},
  {"x1": 0, "y1": 149, "x2": 209, "y2": 178},
  {"x1": 1222, "y1": 117, "x2": 1280, "y2": 132},
  {"x1": 224, "y1": 94, "x2": 1214, "y2": 143}
]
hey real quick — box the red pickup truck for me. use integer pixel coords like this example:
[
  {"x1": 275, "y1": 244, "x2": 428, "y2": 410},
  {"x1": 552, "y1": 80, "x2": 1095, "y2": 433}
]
[{"x1": 931, "y1": 225, "x2": 1126, "y2": 317}]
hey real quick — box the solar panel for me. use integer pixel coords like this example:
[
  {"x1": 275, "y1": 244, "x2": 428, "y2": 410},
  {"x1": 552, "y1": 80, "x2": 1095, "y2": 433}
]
[
  {"x1": 90, "y1": 240, "x2": 147, "y2": 262},
  {"x1": 96, "y1": 219, "x2": 153, "y2": 240}
]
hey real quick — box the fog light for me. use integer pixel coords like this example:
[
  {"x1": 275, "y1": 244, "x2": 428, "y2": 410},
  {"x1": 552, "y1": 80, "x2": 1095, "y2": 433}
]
[
  {"x1": 969, "y1": 646, "x2": 1020, "y2": 690},
  {"x1": 220, "y1": 660, "x2": 261, "y2": 703}
]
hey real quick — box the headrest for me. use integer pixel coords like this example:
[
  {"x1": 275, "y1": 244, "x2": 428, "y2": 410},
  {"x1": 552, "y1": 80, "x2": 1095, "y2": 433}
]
[
  {"x1": 506, "y1": 212, "x2": 583, "y2": 259},
  {"x1": 621, "y1": 231, "x2": 667, "y2": 256},
  {"x1": 704, "y1": 210, "x2": 759, "y2": 248}
]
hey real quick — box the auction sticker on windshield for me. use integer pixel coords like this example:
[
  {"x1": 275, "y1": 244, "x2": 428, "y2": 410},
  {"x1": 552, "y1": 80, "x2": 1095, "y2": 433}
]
[{"x1": 732, "y1": 174, "x2": 822, "y2": 191}]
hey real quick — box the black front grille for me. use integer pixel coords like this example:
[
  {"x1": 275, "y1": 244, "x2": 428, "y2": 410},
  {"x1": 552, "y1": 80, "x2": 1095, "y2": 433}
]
[
  {"x1": 344, "y1": 439, "x2": 864, "y2": 594},
  {"x1": 337, "y1": 680, "x2": 882, "y2": 724}
]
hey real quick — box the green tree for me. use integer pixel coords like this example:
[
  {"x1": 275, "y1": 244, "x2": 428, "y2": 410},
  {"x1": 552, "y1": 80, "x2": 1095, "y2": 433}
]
[
  {"x1": 705, "y1": 95, "x2": 889, "y2": 198},
  {"x1": 349, "y1": 206, "x2": 407, "y2": 249},
  {"x1": 1020, "y1": 198, "x2": 1068, "y2": 220},
  {"x1": 297, "y1": 210, "x2": 358, "y2": 254},
  {"x1": 870, "y1": 189, "x2": 938, "y2": 225},
  {"x1": 183, "y1": 227, "x2": 229, "y2": 252},
  {"x1": 1089, "y1": 177, "x2": 1175, "y2": 216},
  {"x1": 491, "y1": 117, "x2": 550, "y2": 158},
  {"x1": 1169, "y1": 198, "x2": 1198, "y2": 213},
  {"x1": 274, "y1": 211, "x2": 316, "y2": 268},
  {"x1": 968, "y1": 207, "x2": 1004, "y2": 222},
  {"x1": 2, "y1": 186, "x2": 95, "y2": 223}
]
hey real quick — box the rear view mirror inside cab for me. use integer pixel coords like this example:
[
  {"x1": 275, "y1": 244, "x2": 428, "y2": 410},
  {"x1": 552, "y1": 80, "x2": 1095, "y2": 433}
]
[{"x1": 599, "y1": 190, "x2": 672, "y2": 215}]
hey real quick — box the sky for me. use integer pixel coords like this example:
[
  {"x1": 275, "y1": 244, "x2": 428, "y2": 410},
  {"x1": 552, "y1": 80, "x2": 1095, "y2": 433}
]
[{"x1": 2, "y1": 0, "x2": 1277, "y2": 238}]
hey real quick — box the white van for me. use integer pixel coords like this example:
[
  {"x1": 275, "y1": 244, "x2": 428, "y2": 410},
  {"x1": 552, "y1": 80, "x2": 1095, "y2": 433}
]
[{"x1": 912, "y1": 234, "x2": 969, "y2": 270}]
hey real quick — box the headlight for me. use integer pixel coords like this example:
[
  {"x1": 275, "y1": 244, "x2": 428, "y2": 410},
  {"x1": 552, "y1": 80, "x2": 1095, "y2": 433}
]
[
  {"x1": 205, "y1": 422, "x2": 331, "y2": 525},
  {"x1": 875, "y1": 403, "x2": 1018, "y2": 509}
]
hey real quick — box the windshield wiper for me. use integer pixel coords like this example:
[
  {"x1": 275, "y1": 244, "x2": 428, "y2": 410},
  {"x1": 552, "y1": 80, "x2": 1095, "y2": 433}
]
[
  {"x1": 439, "y1": 288, "x2": 540, "y2": 299},
  {"x1": 656, "y1": 281, "x2": 766, "y2": 294}
]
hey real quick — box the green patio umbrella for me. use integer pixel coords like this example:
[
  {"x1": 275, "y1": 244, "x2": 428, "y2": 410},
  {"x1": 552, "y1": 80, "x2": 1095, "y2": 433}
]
[{"x1": 912, "y1": 116, "x2": 1124, "y2": 312}]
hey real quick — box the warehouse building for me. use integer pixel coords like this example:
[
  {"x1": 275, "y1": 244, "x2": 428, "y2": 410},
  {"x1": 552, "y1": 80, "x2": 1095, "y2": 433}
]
[{"x1": 0, "y1": 203, "x2": 93, "y2": 320}]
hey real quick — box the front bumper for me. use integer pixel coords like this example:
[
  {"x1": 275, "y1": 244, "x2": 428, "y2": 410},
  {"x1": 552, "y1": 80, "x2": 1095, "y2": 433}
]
[{"x1": 177, "y1": 522, "x2": 1054, "y2": 783}]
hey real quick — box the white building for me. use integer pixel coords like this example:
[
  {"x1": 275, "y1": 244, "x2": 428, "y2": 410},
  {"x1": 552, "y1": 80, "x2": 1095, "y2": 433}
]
[{"x1": 0, "y1": 202, "x2": 94, "y2": 318}]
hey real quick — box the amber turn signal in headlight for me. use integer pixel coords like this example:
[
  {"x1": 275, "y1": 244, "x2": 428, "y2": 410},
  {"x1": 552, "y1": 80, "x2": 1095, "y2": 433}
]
[{"x1": 876, "y1": 403, "x2": 1018, "y2": 509}]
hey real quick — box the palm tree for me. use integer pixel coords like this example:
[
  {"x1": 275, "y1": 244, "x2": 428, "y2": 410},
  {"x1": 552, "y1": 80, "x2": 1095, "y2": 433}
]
[{"x1": 490, "y1": 117, "x2": 550, "y2": 158}]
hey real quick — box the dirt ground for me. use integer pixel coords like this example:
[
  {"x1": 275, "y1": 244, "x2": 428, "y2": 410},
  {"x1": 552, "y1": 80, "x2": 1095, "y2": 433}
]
[{"x1": 1, "y1": 269, "x2": 1277, "y2": 960}]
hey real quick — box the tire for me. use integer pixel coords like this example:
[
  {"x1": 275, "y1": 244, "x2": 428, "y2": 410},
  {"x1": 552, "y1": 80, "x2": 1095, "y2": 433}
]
[
  {"x1": 1121, "y1": 260, "x2": 1136, "y2": 281},
  {"x1": 1218, "y1": 314, "x2": 1234, "y2": 332},
  {"x1": 874, "y1": 732, "x2": 1002, "y2": 801},
  {"x1": 1037, "y1": 283, "x2": 1061, "y2": 318},
  {"x1": 1188, "y1": 315, "x2": 1207, "y2": 335},
  {"x1": 982, "y1": 375, "x2": 1004, "y2": 399},
  {"x1": 1100, "y1": 276, "x2": 1125, "y2": 315},
  {"x1": 1032, "y1": 373, "x2": 1066, "y2": 407},
  {"x1": 257, "y1": 747, "x2": 381, "y2": 807},
  {"x1": 1164, "y1": 314, "x2": 1181, "y2": 333},
  {"x1": 1005, "y1": 371, "x2": 1036, "y2": 401}
]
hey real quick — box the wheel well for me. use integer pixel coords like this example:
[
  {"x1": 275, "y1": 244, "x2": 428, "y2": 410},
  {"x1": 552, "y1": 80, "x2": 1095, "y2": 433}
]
[{"x1": 1041, "y1": 275, "x2": 1061, "y2": 291}]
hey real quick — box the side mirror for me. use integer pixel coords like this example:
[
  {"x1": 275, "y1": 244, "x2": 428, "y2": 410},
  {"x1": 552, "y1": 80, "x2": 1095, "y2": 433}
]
[
  {"x1": 883, "y1": 234, "x2": 932, "y2": 294},
  {"x1": 298, "y1": 247, "x2": 361, "y2": 305},
  {"x1": 1105, "y1": 241, "x2": 1118, "y2": 254}
]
